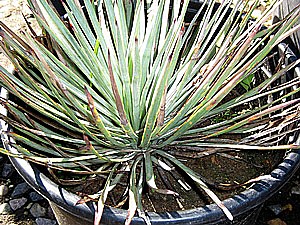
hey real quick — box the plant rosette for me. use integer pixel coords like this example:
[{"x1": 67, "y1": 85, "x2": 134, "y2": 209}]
[{"x1": 0, "y1": 0, "x2": 300, "y2": 225}]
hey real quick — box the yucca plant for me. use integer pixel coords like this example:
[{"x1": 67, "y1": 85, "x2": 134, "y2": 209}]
[{"x1": 0, "y1": 0, "x2": 300, "y2": 224}]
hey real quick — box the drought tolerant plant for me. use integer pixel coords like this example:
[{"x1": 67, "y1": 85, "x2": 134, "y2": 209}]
[{"x1": 0, "y1": 0, "x2": 300, "y2": 224}]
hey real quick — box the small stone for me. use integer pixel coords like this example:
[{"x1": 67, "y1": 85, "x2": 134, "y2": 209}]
[
  {"x1": 0, "y1": 184, "x2": 9, "y2": 197},
  {"x1": 291, "y1": 185, "x2": 300, "y2": 195},
  {"x1": 30, "y1": 203, "x2": 47, "y2": 217},
  {"x1": 26, "y1": 203, "x2": 33, "y2": 210},
  {"x1": 267, "y1": 218, "x2": 287, "y2": 225},
  {"x1": 268, "y1": 204, "x2": 292, "y2": 215},
  {"x1": 35, "y1": 217, "x2": 57, "y2": 225},
  {"x1": 0, "y1": 202, "x2": 12, "y2": 215},
  {"x1": 9, "y1": 197, "x2": 27, "y2": 211},
  {"x1": 29, "y1": 192, "x2": 44, "y2": 202},
  {"x1": 2, "y1": 163, "x2": 14, "y2": 178},
  {"x1": 47, "y1": 206, "x2": 56, "y2": 220},
  {"x1": 11, "y1": 182, "x2": 31, "y2": 198}
]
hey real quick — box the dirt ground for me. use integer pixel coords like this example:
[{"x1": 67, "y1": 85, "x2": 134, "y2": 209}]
[{"x1": 0, "y1": 0, "x2": 41, "y2": 71}]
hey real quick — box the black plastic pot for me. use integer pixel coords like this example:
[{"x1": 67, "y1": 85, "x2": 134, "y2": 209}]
[
  {"x1": 1, "y1": 1, "x2": 300, "y2": 225},
  {"x1": 2, "y1": 98, "x2": 300, "y2": 225}
]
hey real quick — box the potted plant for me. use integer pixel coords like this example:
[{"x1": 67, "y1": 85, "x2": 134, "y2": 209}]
[{"x1": 0, "y1": 0, "x2": 300, "y2": 224}]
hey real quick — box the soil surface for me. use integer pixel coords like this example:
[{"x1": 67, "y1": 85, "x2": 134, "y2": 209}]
[
  {"x1": 137, "y1": 150, "x2": 284, "y2": 213},
  {"x1": 1, "y1": 1, "x2": 300, "y2": 225}
]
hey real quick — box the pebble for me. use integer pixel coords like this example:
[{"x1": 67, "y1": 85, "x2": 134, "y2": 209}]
[
  {"x1": 26, "y1": 202, "x2": 33, "y2": 209},
  {"x1": 35, "y1": 217, "x2": 57, "y2": 225},
  {"x1": 0, "y1": 184, "x2": 9, "y2": 197},
  {"x1": 47, "y1": 206, "x2": 56, "y2": 220},
  {"x1": 11, "y1": 182, "x2": 32, "y2": 198},
  {"x1": 267, "y1": 218, "x2": 287, "y2": 225},
  {"x1": 29, "y1": 191, "x2": 44, "y2": 202},
  {"x1": 30, "y1": 203, "x2": 47, "y2": 217},
  {"x1": 268, "y1": 203, "x2": 293, "y2": 215},
  {"x1": 2, "y1": 163, "x2": 14, "y2": 178},
  {"x1": 0, "y1": 202, "x2": 12, "y2": 215},
  {"x1": 291, "y1": 185, "x2": 300, "y2": 195},
  {"x1": 9, "y1": 197, "x2": 27, "y2": 211}
]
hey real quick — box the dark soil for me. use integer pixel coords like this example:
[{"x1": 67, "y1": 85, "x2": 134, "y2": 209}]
[
  {"x1": 140, "y1": 150, "x2": 284, "y2": 212},
  {"x1": 60, "y1": 149, "x2": 284, "y2": 213}
]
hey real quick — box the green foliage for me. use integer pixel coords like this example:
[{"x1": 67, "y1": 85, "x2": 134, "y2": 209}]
[
  {"x1": 240, "y1": 73, "x2": 254, "y2": 91},
  {"x1": 0, "y1": 0, "x2": 300, "y2": 224}
]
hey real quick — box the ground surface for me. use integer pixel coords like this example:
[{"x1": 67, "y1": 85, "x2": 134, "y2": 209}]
[
  {"x1": 1, "y1": 0, "x2": 300, "y2": 225},
  {"x1": 0, "y1": 0, "x2": 38, "y2": 70}
]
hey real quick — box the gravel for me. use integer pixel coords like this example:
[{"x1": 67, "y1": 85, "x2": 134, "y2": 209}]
[
  {"x1": 0, "y1": 184, "x2": 9, "y2": 197},
  {"x1": 0, "y1": 202, "x2": 12, "y2": 215},
  {"x1": 9, "y1": 197, "x2": 28, "y2": 211},
  {"x1": 0, "y1": 155, "x2": 57, "y2": 225},
  {"x1": 11, "y1": 182, "x2": 32, "y2": 198},
  {"x1": 30, "y1": 203, "x2": 47, "y2": 218},
  {"x1": 2, "y1": 163, "x2": 14, "y2": 178}
]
